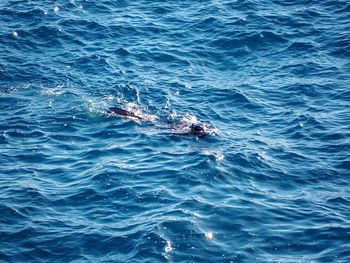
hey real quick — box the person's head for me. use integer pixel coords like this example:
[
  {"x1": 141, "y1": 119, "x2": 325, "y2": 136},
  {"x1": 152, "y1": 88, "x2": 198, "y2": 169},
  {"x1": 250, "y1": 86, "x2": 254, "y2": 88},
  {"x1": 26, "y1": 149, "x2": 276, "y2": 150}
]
[{"x1": 190, "y1": 124, "x2": 207, "y2": 137}]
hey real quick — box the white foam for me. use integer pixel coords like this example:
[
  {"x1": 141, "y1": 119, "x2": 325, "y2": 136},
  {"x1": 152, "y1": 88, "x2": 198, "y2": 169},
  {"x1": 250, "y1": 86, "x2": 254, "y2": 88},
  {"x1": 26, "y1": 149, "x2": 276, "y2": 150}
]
[{"x1": 164, "y1": 241, "x2": 173, "y2": 253}]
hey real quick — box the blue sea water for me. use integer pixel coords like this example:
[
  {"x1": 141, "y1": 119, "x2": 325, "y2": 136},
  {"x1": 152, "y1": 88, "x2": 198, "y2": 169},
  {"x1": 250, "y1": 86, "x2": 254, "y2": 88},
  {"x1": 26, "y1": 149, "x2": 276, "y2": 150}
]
[{"x1": 0, "y1": 0, "x2": 349, "y2": 262}]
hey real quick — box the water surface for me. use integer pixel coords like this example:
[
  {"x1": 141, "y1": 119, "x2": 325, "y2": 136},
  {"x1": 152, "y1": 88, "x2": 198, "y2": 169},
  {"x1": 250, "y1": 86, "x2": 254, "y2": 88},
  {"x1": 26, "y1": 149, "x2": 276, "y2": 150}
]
[{"x1": 0, "y1": 0, "x2": 349, "y2": 262}]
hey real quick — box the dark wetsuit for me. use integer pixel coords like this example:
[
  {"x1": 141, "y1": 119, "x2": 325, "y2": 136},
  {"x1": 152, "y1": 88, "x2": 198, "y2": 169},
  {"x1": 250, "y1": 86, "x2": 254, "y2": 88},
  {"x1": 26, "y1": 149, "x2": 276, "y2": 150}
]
[{"x1": 107, "y1": 107, "x2": 143, "y2": 120}]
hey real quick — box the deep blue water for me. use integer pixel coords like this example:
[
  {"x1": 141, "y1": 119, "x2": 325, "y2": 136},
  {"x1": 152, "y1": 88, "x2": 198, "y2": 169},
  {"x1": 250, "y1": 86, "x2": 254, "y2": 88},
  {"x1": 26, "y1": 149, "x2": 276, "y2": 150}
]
[{"x1": 1, "y1": 0, "x2": 349, "y2": 262}]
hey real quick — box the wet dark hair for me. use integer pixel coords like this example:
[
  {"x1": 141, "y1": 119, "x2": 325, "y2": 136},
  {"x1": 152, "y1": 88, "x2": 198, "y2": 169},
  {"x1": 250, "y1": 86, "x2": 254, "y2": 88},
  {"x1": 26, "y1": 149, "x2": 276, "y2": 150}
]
[{"x1": 190, "y1": 124, "x2": 207, "y2": 137}]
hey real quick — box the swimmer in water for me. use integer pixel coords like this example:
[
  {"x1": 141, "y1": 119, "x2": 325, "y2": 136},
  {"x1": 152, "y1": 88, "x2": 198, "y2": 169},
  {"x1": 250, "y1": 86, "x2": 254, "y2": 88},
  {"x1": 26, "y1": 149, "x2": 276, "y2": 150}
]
[{"x1": 107, "y1": 106, "x2": 212, "y2": 137}]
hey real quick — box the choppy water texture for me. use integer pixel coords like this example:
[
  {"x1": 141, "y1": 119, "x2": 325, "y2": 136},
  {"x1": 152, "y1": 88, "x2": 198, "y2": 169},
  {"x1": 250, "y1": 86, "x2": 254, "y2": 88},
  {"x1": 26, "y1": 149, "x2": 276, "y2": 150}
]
[{"x1": 1, "y1": 0, "x2": 349, "y2": 262}]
